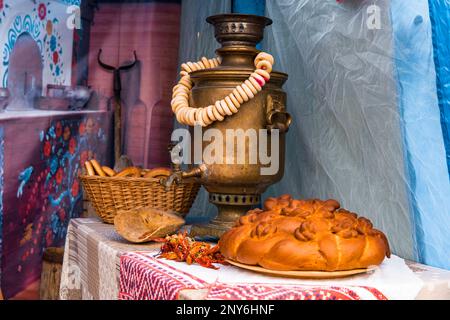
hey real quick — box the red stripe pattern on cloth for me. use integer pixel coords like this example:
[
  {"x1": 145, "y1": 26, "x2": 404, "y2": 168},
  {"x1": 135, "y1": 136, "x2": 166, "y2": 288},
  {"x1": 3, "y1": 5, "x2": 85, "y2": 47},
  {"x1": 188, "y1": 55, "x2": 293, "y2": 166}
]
[
  {"x1": 118, "y1": 252, "x2": 207, "y2": 300},
  {"x1": 206, "y1": 284, "x2": 363, "y2": 300}
]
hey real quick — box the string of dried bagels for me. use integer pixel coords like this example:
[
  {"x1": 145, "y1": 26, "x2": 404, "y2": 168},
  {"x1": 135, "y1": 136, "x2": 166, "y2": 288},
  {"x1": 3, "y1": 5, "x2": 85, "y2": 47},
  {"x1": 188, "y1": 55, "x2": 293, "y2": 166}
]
[
  {"x1": 83, "y1": 160, "x2": 172, "y2": 179},
  {"x1": 171, "y1": 52, "x2": 275, "y2": 127}
]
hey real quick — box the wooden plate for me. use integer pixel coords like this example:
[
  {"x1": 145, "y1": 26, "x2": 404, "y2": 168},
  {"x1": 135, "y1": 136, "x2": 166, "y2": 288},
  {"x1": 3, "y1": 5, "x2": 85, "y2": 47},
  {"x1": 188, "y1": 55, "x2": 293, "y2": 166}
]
[{"x1": 226, "y1": 260, "x2": 376, "y2": 279}]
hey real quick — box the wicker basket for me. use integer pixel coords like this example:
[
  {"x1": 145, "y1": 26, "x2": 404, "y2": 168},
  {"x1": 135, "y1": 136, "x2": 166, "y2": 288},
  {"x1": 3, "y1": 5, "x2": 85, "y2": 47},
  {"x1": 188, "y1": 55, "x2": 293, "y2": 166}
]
[{"x1": 80, "y1": 175, "x2": 201, "y2": 224}]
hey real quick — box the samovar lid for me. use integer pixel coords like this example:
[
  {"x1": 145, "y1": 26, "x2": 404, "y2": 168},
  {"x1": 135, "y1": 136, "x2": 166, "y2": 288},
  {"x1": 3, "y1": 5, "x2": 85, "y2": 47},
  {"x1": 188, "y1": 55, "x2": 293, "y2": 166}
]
[{"x1": 206, "y1": 13, "x2": 273, "y2": 48}]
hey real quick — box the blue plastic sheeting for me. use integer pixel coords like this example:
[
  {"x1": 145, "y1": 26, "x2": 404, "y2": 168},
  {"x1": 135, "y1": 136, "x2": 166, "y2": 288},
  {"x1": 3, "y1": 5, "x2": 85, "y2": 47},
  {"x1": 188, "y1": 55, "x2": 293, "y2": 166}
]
[
  {"x1": 232, "y1": 0, "x2": 265, "y2": 16},
  {"x1": 391, "y1": 0, "x2": 450, "y2": 269},
  {"x1": 429, "y1": 0, "x2": 450, "y2": 175}
]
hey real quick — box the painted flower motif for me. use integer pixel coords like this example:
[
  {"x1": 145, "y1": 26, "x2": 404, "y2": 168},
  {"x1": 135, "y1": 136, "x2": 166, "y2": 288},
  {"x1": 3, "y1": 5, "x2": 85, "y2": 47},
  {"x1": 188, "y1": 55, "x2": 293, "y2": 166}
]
[
  {"x1": 50, "y1": 35, "x2": 57, "y2": 51},
  {"x1": 55, "y1": 122, "x2": 62, "y2": 137},
  {"x1": 71, "y1": 179, "x2": 79, "y2": 197},
  {"x1": 79, "y1": 122, "x2": 86, "y2": 135},
  {"x1": 63, "y1": 126, "x2": 71, "y2": 141},
  {"x1": 38, "y1": 3, "x2": 47, "y2": 20},
  {"x1": 69, "y1": 137, "x2": 77, "y2": 154},
  {"x1": 43, "y1": 141, "x2": 51, "y2": 157},
  {"x1": 55, "y1": 65, "x2": 60, "y2": 76},
  {"x1": 0, "y1": 0, "x2": 4, "y2": 11},
  {"x1": 53, "y1": 51, "x2": 59, "y2": 64},
  {"x1": 50, "y1": 156, "x2": 58, "y2": 175},
  {"x1": 55, "y1": 168, "x2": 63, "y2": 184},
  {"x1": 46, "y1": 20, "x2": 53, "y2": 35},
  {"x1": 48, "y1": 126, "x2": 56, "y2": 139}
]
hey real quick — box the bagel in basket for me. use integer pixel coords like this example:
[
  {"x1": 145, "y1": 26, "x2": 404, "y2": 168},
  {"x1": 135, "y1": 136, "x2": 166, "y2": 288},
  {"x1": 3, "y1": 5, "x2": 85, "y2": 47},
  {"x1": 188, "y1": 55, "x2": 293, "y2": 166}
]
[{"x1": 219, "y1": 195, "x2": 390, "y2": 271}]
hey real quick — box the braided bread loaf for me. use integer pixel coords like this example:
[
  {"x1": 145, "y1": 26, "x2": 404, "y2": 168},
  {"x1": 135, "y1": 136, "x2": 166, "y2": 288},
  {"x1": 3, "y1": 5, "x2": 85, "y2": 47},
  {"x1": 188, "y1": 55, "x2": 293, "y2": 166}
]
[{"x1": 219, "y1": 195, "x2": 390, "y2": 271}]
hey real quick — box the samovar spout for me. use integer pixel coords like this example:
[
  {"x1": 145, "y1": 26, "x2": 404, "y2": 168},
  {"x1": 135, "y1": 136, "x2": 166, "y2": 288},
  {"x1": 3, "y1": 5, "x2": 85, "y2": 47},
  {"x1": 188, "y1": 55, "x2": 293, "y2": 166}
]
[{"x1": 162, "y1": 165, "x2": 206, "y2": 191}]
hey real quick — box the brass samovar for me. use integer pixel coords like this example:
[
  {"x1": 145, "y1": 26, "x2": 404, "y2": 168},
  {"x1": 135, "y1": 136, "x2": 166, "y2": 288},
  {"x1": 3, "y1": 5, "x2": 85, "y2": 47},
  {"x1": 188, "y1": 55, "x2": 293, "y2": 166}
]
[{"x1": 173, "y1": 14, "x2": 291, "y2": 238}]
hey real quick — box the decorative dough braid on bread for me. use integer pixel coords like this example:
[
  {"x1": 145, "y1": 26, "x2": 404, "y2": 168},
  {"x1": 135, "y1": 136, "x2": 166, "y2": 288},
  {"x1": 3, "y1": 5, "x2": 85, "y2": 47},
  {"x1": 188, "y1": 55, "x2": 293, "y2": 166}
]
[{"x1": 219, "y1": 195, "x2": 391, "y2": 271}]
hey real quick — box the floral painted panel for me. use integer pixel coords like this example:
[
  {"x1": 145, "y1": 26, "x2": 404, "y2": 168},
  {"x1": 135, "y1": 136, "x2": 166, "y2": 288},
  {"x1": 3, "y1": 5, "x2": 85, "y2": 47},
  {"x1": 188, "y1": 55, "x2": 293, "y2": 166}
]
[
  {"x1": 0, "y1": 112, "x2": 112, "y2": 299},
  {"x1": 0, "y1": 0, "x2": 75, "y2": 87}
]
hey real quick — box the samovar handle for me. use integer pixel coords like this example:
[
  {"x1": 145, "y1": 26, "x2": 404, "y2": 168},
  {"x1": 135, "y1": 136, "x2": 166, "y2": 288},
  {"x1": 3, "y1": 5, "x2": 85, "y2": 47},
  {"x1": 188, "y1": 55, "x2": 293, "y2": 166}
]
[{"x1": 266, "y1": 94, "x2": 292, "y2": 133}]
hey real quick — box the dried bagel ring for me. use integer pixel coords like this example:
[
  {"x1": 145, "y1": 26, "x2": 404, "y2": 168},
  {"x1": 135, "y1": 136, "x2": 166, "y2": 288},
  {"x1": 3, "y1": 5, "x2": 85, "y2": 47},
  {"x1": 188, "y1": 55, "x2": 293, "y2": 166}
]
[
  {"x1": 195, "y1": 112, "x2": 206, "y2": 127},
  {"x1": 171, "y1": 95, "x2": 187, "y2": 106},
  {"x1": 102, "y1": 166, "x2": 116, "y2": 177},
  {"x1": 197, "y1": 108, "x2": 206, "y2": 126},
  {"x1": 241, "y1": 83, "x2": 255, "y2": 99},
  {"x1": 220, "y1": 99, "x2": 233, "y2": 116},
  {"x1": 210, "y1": 59, "x2": 218, "y2": 67},
  {"x1": 236, "y1": 85, "x2": 249, "y2": 102},
  {"x1": 173, "y1": 89, "x2": 189, "y2": 99},
  {"x1": 244, "y1": 80, "x2": 259, "y2": 95},
  {"x1": 174, "y1": 93, "x2": 189, "y2": 102},
  {"x1": 193, "y1": 62, "x2": 202, "y2": 70},
  {"x1": 173, "y1": 83, "x2": 189, "y2": 92},
  {"x1": 248, "y1": 77, "x2": 262, "y2": 92},
  {"x1": 206, "y1": 105, "x2": 217, "y2": 122},
  {"x1": 172, "y1": 101, "x2": 187, "y2": 114},
  {"x1": 232, "y1": 89, "x2": 245, "y2": 104},
  {"x1": 201, "y1": 57, "x2": 211, "y2": 68},
  {"x1": 171, "y1": 97, "x2": 186, "y2": 110},
  {"x1": 172, "y1": 84, "x2": 183, "y2": 93},
  {"x1": 256, "y1": 60, "x2": 272, "y2": 73},
  {"x1": 173, "y1": 88, "x2": 189, "y2": 98},
  {"x1": 224, "y1": 96, "x2": 238, "y2": 113},
  {"x1": 229, "y1": 93, "x2": 241, "y2": 109},
  {"x1": 197, "y1": 61, "x2": 206, "y2": 69},
  {"x1": 255, "y1": 69, "x2": 271, "y2": 81},
  {"x1": 182, "y1": 107, "x2": 192, "y2": 125},
  {"x1": 116, "y1": 167, "x2": 141, "y2": 178},
  {"x1": 214, "y1": 100, "x2": 227, "y2": 116},
  {"x1": 187, "y1": 62, "x2": 197, "y2": 71},
  {"x1": 187, "y1": 108, "x2": 197, "y2": 126},
  {"x1": 255, "y1": 52, "x2": 274, "y2": 66},
  {"x1": 172, "y1": 89, "x2": 188, "y2": 99},
  {"x1": 84, "y1": 161, "x2": 95, "y2": 176},
  {"x1": 251, "y1": 72, "x2": 266, "y2": 87},
  {"x1": 182, "y1": 108, "x2": 192, "y2": 125},
  {"x1": 179, "y1": 70, "x2": 189, "y2": 77},
  {"x1": 192, "y1": 108, "x2": 202, "y2": 126},
  {"x1": 172, "y1": 86, "x2": 189, "y2": 98},
  {"x1": 179, "y1": 77, "x2": 192, "y2": 89},
  {"x1": 176, "y1": 106, "x2": 188, "y2": 124},
  {"x1": 201, "y1": 108, "x2": 212, "y2": 126},
  {"x1": 90, "y1": 159, "x2": 106, "y2": 177},
  {"x1": 181, "y1": 63, "x2": 192, "y2": 73},
  {"x1": 212, "y1": 104, "x2": 225, "y2": 121}
]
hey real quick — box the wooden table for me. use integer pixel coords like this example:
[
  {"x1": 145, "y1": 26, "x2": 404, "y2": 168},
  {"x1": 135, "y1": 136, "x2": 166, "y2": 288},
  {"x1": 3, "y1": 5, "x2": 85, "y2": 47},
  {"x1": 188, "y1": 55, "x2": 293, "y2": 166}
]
[{"x1": 60, "y1": 218, "x2": 450, "y2": 300}]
